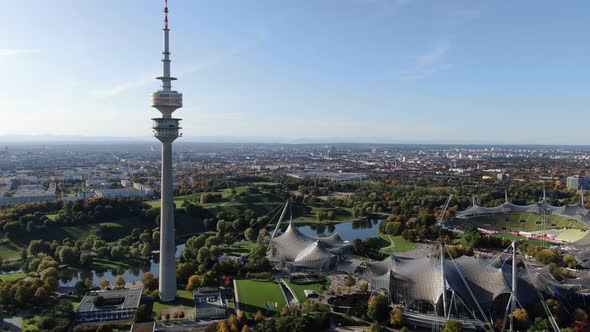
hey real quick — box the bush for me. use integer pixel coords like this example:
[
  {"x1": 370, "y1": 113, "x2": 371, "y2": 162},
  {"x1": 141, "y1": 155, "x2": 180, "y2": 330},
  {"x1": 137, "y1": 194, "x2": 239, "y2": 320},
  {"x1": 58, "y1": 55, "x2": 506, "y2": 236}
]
[
  {"x1": 245, "y1": 271, "x2": 272, "y2": 279},
  {"x1": 37, "y1": 316, "x2": 57, "y2": 330}
]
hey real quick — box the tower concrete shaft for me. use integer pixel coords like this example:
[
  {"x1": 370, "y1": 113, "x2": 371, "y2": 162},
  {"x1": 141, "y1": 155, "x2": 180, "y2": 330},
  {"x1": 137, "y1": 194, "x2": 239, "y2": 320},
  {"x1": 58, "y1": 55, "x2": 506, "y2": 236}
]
[
  {"x1": 152, "y1": 0, "x2": 182, "y2": 302},
  {"x1": 159, "y1": 141, "x2": 176, "y2": 301}
]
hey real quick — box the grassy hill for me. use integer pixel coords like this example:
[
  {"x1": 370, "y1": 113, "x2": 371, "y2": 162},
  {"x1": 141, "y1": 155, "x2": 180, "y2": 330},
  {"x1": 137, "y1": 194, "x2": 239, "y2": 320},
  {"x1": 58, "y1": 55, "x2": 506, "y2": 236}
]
[{"x1": 147, "y1": 186, "x2": 285, "y2": 217}]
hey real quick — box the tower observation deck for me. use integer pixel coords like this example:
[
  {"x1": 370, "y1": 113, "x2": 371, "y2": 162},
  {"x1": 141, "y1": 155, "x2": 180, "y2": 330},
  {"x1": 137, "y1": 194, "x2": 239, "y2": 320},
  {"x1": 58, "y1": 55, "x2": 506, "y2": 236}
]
[{"x1": 152, "y1": 0, "x2": 181, "y2": 302}]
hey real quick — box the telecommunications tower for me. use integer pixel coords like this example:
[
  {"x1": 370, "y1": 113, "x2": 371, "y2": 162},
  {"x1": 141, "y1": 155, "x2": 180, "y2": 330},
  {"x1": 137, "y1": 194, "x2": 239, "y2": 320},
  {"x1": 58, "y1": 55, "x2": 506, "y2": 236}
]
[{"x1": 152, "y1": 0, "x2": 182, "y2": 302}]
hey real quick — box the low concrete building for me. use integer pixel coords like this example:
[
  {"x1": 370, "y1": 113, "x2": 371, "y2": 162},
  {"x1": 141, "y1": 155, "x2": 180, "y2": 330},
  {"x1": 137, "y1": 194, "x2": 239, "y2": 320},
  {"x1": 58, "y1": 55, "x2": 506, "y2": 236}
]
[
  {"x1": 76, "y1": 288, "x2": 142, "y2": 323},
  {"x1": 193, "y1": 287, "x2": 226, "y2": 320}
]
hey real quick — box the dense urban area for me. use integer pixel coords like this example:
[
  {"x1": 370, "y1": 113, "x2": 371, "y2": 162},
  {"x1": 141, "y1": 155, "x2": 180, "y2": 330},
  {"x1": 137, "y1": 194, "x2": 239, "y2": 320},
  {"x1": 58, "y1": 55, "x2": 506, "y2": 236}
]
[{"x1": 0, "y1": 142, "x2": 589, "y2": 332}]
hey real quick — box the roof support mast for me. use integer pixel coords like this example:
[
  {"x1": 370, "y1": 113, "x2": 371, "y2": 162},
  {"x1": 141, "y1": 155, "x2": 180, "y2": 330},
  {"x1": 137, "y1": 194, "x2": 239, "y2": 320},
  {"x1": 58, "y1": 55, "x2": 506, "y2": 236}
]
[
  {"x1": 440, "y1": 241, "x2": 447, "y2": 318},
  {"x1": 510, "y1": 240, "x2": 518, "y2": 332}
]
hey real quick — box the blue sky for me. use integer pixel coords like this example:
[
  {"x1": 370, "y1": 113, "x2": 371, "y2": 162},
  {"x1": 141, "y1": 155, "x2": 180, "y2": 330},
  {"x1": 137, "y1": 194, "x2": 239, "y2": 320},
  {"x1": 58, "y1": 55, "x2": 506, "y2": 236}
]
[{"x1": 1, "y1": 0, "x2": 589, "y2": 144}]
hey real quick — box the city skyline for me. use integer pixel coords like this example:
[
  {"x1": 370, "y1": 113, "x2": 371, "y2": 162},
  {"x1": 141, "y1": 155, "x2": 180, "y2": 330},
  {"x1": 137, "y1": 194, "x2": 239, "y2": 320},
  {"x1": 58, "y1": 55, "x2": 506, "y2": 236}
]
[{"x1": 2, "y1": 0, "x2": 590, "y2": 144}]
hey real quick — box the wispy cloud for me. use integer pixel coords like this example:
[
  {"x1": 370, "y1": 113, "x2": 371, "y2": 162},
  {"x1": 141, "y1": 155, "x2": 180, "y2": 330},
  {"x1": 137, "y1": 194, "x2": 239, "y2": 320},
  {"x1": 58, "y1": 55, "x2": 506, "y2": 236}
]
[
  {"x1": 92, "y1": 73, "x2": 156, "y2": 98},
  {"x1": 0, "y1": 49, "x2": 40, "y2": 57},
  {"x1": 93, "y1": 27, "x2": 266, "y2": 98},
  {"x1": 399, "y1": 42, "x2": 451, "y2": 81}
]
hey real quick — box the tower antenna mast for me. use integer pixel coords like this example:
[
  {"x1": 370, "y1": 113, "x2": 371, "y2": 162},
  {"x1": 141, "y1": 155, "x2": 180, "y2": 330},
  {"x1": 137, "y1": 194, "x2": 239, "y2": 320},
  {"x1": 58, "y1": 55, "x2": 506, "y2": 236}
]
[{"x1": 152, "y1": 0, "x2": 183, "y2": 302}]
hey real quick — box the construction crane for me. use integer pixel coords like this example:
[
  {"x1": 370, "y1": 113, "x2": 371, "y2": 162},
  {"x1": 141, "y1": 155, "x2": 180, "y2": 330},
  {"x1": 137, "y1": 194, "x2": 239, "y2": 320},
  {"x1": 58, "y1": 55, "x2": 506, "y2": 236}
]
[{"x1": 438, "y1": 194, "x2": 453, "y2": 224}]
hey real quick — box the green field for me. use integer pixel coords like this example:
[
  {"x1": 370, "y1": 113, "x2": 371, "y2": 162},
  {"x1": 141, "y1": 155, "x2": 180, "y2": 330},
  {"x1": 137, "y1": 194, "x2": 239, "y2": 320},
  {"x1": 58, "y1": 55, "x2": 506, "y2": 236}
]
[
  {"x1": 235, "y1": 279, "x2": 287, "y2": 314},
  {"x1": 0, "y1": 272, "x2": 27, "y2": 282},
  {"x1": 555, "y1": 229, "x2": 589, "y2": 242},
  {"x1": 224, "y1": 241, "x2": 255, "y2": 256},
  {"x1": 152, "y1": 290, "x2": 194, "y2": 316},
  {"x1": 461, "y1": 212, "x2": 588, "y2": 232},
  {"x1": 284, "y1": 280, "x2": 327, "y2": 303},
  {"x1": 377, "y1": 232, "x2": 417, "y2": 254}
]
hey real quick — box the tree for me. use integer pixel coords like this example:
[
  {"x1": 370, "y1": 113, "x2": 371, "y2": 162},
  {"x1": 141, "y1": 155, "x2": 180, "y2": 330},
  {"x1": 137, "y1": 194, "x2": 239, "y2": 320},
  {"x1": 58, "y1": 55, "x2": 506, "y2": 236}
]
[
  {"x1": 254, "y1": 311, "x2": 264, "y2": 321},
  {"x1": 34, "y1": 287, "x2": 50, "y2": 305},
  {"x1": 37, "y1": 317, "x2": 57, "y2": 330},
  {"x1": 134, "y1": 304, "x2": 153, "y2": 323},
  {"x1": 28, "y1": 240, "x2": 50, "y2": 256},
  {"x1": 141, "y1": 272, "x2": 159, "y2": 291},
  {"x1": 115, "y1": 275, "x2": 126, "y2": 288},
  {"x1": 74, "y1": 281, "x2": 89, "y2": 295},
  {"x1": 509, "y1": 308, "x2": 530, "y2": 330},
  {"x1": 368, "y1": 322, "x2": 382, "y2": 332},
  {"x1": 390, "y1": 307, "x2": 404, "y2": 328},
  {"x1": 59, "y1": 246, "x2": 78, "y2": 264},
  {"x1": 177, "y1": 262, "x2": 195, "y2": 282},
  {"x1": 80, "y1": 252, "x2": 93, "y2": 266},
  {"x1": 563, "y1": 254, "x2": 577, "y2": 268},
  {"x1": 244, "y1": 227, "x2": 257, "y2": 242},
  {"x1": 367, "y1": 295, "x2": 389, "y2": 323},
  {"x1": 99, "y1": 278, "x2": 110, "y2": 289},
  {"x1": 186, "y1": 275, "x2": 200, "y2": 292},
  {"x1": 139, "y1": 232, "x2": 151, "y2": 243},
  {"x1": 441, "y1": 320, "x2": 462, "y2": 332},
  {"x1": 241, "y1": 325, "x2": 249, "y2": 332}
]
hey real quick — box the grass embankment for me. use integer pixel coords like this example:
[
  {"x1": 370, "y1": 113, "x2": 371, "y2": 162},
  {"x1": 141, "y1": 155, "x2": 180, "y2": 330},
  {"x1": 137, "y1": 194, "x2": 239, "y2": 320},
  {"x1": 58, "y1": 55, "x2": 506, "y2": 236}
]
[
  {"x1": 152, "y1": 290, "x2": 194, "y2": 316},
  {"x1": 235, "y1": 279, "x2": 287, "y2": 314},
  {"x1": 377, "y1": 231, "x2": 417, "y2": 254},
  {"x1": 284, "y1": 280, "x2": 328, "y2": 303},
  {"x1": 224, "y1": 241, "x2": 255, "y2": 256},
  {"x1": 464, "y1": 212, "x2": 588, "y2": 232}
]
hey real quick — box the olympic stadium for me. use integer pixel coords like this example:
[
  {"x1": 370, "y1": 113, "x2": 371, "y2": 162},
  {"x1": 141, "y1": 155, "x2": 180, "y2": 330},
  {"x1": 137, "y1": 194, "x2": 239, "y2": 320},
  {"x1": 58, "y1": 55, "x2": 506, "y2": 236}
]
[{"x1": 359, "y1": 244, "x2": 590, "y2": 331}]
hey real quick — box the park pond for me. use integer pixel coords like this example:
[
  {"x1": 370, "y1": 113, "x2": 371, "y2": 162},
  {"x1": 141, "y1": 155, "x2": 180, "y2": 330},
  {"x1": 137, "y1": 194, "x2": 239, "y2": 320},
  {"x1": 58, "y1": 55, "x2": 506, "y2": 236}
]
[
  {"x1": 57, "y1": 219, "x2": 381, "y2": 287},
  {"x1": 58, "y1": 244, "x2": 186, "y2": 287}
]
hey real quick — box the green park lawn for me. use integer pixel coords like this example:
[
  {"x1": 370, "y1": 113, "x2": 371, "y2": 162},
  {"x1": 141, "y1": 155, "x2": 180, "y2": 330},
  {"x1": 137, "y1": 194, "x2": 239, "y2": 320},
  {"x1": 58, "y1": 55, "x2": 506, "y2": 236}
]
[
  {"x1": 235, "y1": 279, "x2": 287, "y2": 314},
  {"x1": 152, "y1": 290, "x2": 194, "y2": 316},
  {"x1": 284, "y1": 280, "x2": 328, "y2": 303},
  {"x1": 377, "y1": 232, "x2": 417, "y2": 254},
  {"x1": 0, "y1": 272, "x2": 27, "y2": 282},
  {"x1": 147, "y1": 187, "x2": 284, "y2": 217}
]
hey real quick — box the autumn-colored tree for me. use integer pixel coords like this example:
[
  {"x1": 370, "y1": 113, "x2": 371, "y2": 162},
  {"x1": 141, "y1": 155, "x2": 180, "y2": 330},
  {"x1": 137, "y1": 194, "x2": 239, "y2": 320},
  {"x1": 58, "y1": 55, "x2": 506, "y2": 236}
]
[
  {"x1": 367, "y1": 295, "x2": 389, "y2": 323},
  {"x1": 509, "y1": 308, "x2": 530, "y2": 330},
  {"x1": 218, "y1": 320, "x2": 230, "y2": 332},
  {"x1": 99, "y1": 278, "x2": 110, "y2": 289},
  {"x1": 253, "y1": 311, "x2": 264, "y2": 321},
  {"x1": 390, "y1": 307, "x2": 404, "y2": 328},
  {"x1": 114, "y1": 275, "x2": 125, "y2": 288},
  {"x1": 228, "y1": 314, "x2": 239, "y2": 332},
  {"x1": 186, "y1": 275, "x2": 200, "y2": 292}
]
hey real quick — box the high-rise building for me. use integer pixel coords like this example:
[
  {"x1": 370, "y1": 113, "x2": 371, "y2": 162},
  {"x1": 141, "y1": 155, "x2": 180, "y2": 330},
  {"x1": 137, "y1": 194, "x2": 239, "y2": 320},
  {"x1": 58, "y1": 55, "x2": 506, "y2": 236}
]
[
  {"x1": 151, "y1": 0, "x2": 183, "y2": 302},
  {"x1": 567, "y1": 175, "x2": 589, "y2": 190}
]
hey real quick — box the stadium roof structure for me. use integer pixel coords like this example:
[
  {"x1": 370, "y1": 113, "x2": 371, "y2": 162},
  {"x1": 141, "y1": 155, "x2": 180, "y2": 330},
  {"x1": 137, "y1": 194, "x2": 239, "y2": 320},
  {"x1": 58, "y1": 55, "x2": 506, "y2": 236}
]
[
  {"x1": 361, "y1": 252, "x2": 588, "y2": 324},
  {"x1": 455, "y1": 189, "x2": 590, "y2": 222},
  {"x1": 270, "y1": 222, "x2": 351, "y2": 271}
]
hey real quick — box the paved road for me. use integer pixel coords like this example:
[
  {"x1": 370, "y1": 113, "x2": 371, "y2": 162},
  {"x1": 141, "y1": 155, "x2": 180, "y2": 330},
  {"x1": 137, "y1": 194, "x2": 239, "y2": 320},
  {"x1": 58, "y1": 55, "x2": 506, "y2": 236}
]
[{"x1": 1, "y1": 316, "x2": 23, "y2": 332}]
